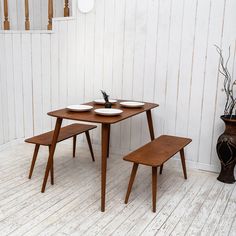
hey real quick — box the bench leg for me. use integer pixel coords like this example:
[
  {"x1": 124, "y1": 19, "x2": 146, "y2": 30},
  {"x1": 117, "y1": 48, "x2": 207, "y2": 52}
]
[
  {"x1": 41, "y1": 118, "x2": 62, "y2": 193},
  {"x1": 152, "y1": 167, "x2": 157, "y2": 213},
  {"x1": 180, "y1": 149, "x2": 187, "y2": 179},
  {"x1": 28, "y1": 144, "x2": 40, "y2": 179},
  {"x1": 73, "y1": 135, "x2": 77, "y2": 158},
  {"x1": 159, "y1": 164, "x2": 163, "y2": 175},
  {"x1": 49, "y1": 146, "x2": 54, "y2": 185},
  {"x1": 125, "y1": 163, "x2": 139, "y2": 204},
  {"x1": 85, "y1": 131, "x2": 95, "y2": 162}
]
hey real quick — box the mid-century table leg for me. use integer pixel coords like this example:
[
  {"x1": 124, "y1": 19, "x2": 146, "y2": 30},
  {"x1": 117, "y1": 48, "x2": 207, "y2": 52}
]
[
  {"x1": 146, "y1": 110, "x2": 155, "y2": 141},
  {"x1": 41, "y1": 118, "x2": 63, "y2": 193},
  {"x1": 101, "y1": 123, "x2": 110, "y2": 212},
  {"x1": 107, "y1": 125, "x2": 110, "y2": 158}
]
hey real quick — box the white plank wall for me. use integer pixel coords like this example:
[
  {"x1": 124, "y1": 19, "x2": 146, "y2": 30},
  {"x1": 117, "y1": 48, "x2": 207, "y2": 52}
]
[
  {"x1": 0, "y1": 0, "x2": 236, "y2": 173},
  {"x1": 0, "y1": 0, "x2": 67, "y2": 30}
]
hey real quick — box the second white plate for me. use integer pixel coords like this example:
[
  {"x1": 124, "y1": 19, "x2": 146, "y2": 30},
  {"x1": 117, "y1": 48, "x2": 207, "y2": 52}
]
[
  {"x1": 67, "y1": 105, "x2": 93, "y2": 112},
  {"x1": 120, "y1": 101, "x2": 145, "y2": 108},
  {"x1": 94, "y1": 108, "x2": 123, "y2": 116}
]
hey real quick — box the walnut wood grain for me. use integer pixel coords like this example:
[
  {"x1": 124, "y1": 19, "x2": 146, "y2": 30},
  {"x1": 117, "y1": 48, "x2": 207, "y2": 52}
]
[
  {"x1": 48, "y1": 100, "x2": 158, "y2": 124},
  {"x1": 25, "y1": 123, "x2": 96, "y2": 146},
  {"x1": 123, "y1": 135, "x2": 192, "y2": 167}
]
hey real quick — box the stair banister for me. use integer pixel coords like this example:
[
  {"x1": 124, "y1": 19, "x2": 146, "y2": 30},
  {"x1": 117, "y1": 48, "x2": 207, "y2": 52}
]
[
  {"x1": 47, "y1": 0, "x2": 53, "y2": 30},
  {"x1": 64, "y1": 0, "x2": 69, "y2": 17},
  {"x1": 25, "y1": 0, "x2": 30, "y2": 30},
  {"x1": 3, "y1": 0, "x2": 10, "y2": 30}
]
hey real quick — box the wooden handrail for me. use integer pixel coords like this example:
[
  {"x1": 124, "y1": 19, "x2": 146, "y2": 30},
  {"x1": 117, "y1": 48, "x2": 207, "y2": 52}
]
[
  {"x1": 25, "y1": 0, "x2": 30, "y2": 30},
  {"x1": 3, "y1": 0, "x2": 10, "y2": 30},
  {"x1": 47, "y1": 0, "x2": 53, "y2": 30},
  {"x1": 64, "y1": 0, "x2": 69, "y2": 17}
]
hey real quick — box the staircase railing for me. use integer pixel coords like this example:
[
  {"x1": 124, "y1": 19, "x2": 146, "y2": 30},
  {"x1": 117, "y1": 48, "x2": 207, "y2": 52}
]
[{"x1": 3, "y1": 0, "x2": 70, "y2": 30}]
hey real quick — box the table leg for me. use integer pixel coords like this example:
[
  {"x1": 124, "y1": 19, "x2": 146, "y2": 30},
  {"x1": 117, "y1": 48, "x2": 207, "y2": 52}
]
[
  {"x1": 107, "y1": 125, "x2": 110, "y2": 158},
  {"x1": 41, "y1": 118, "x2": 62, "y2": 193},
  {"x1": 101, "y1": 124, "x2": 110, "y2": 212},
  {"x1": 146, "y1": 110, "x2": 155, "y2": 140}
]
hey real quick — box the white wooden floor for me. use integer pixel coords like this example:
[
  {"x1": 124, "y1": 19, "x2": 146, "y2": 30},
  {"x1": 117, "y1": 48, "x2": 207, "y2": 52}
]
[{"x1": 0, "y1": 142, "x2": 235, "y2": 236}]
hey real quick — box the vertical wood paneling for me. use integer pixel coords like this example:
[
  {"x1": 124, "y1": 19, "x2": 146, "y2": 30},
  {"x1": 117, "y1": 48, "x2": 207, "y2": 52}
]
[
  {"x1": 0, "y1": 34, "x2": 8, "y2": 143},
  {"x1": 164, "y1": 0, "x2": 185, "y2": 134},
  {"x1": 141, "y1": 0, "x2": 159, "y2": 143},
  {"x1": 21, "y1": 33, "x2": 33, "y2": 137},
  {"x1": 67, "y1": 20, "x2": 77, "y2": 105},
  {"x1": 92, "y1": 0, "x2": 105, "y2": 145},
  {"x1": 175, "y1": 0, "x2": 198, "y2": 137},
  {"x1": 84, "y1": 10, "x2": 95, "y2": 102},
  {"x1": 110, "y1": 0, "x2": 125, "y2": 149},
  {"x1": 187, "y1": 0, "x2": 211, "y2": 162},
  {"x1": 12, "y1": 34, "x2": 24, "y2": 138},
  {"x1": 198, "y1": 0, "x2": 226, "y2": 165},
  {"x1": 130, "y1": 0, "x2": 148, "y2": 150},
  {"x1": 31, "y1": 34, "x2": 43, "y2": 135},
  {"x1": 153, "y1": 0, "x2": 172, "y2": 136},
  {"x1": 51, "y1": 21, "x2": 59, "y2": 111},
  {"x1": 58, "y1": 21, "x2": 68, "y2": 108},
  {"x1": 103, "y1": 0, "x2": 115, "y2": 92},
  {"x1": 120, "y1": 0, "x2": 136, "y2": 150},
  {"x1": 0, "y1": 0, "x2": 235, "y2": 172},
  {"x1": 5, "y1": 33, "x2": 16, "y2": 141},
  {"x1": 41, "y1": 34, "x2": 52, "y2": 132}
]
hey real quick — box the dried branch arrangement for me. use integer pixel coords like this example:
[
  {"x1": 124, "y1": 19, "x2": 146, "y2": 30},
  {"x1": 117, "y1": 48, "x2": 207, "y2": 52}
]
[
  {"x1": 215, "y1": 45, "x2": 236, "y2": 118},
  {"x1": 101, "y1": 90, "x2": 109, "y2": 103}
]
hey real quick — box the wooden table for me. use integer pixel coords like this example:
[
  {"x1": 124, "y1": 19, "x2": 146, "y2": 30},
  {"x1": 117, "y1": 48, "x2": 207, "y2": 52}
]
[{"x1": 42, "y1": 100, "x2": 158, "y2": 212}]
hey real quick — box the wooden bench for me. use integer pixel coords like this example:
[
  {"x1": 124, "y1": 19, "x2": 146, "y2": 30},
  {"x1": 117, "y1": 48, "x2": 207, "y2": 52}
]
[
  {"x1": 25, "y1": 123, "x2": 97, "y2": 183},
  {"x1": 123, "y1": 135, "x2": 192, "y2": 212}
]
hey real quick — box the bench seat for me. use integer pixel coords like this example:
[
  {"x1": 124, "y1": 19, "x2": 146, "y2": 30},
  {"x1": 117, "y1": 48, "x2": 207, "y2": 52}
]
[
  {"x1": 25, "y1": 123, "x2": 97, "y2": 183},
  {"x1": 123, "y1": 135, "x2": 192, "y2": 167},
  {"x1": 25, "y1": 123, "x2": 96, "y2": 146},
  {"x1": 123, "y1": 135, "x2": 192, "y2": 212}
]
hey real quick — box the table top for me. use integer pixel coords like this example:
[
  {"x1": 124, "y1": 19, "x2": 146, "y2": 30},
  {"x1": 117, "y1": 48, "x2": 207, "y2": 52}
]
[{"x1": 48, "y1": 100, "x2": 159, "y2": 124}]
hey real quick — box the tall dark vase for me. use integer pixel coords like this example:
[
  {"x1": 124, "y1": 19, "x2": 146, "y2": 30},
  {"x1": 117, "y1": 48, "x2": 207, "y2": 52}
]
[{"x1": 216, "y1": 115, "x2": 236, "y2": 183}]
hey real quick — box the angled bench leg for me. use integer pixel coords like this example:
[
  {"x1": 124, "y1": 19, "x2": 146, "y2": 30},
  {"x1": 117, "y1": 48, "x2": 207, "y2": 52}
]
[
  {"x1": 180, "y1": 149, "x2": 187, "y2": 179},
  {"x1": 125, "y1": 163, "x2": 139, "y2": 204},
  {"x1": 152, "y1": 167, "x2": 157, "y2": 213},
  {"x1": 49, "y1": 146, "x2": 54, "y2": 185},
  {"x1": 73, "y1": 135, "x2": 77, "y2": 158},
  {"x1": 41, "y1": 118, "x2": 62, "y2": 193},
  {"x1": 28, "y1": 144, "x2": 40, "y2": 179},
  {"x1": 85, "y1": 131, "x2": 95, "y2": 162},
  {"x1": 159, "y1": 164, "x2": 163, "y2": 175}
]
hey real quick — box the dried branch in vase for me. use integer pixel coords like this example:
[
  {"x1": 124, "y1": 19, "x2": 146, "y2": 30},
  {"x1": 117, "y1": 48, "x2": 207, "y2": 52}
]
[
  {"x1": 101, "y1": 90, "x2": 109, "y2": 103},
  {"x1": 215, "y1": 45, "x2": 236, "y2": 119}
]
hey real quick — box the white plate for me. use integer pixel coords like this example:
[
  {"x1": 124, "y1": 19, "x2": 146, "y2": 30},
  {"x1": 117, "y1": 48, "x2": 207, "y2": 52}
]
[
  {"x1": 67, "y1": 105, "x2": 93, "y2": 112},
  {"x1": 94, "y1": 108, "x2": 123, "y2": 116},
  {"x1": 120, "y1": 101, "x2": 145, "y2": 108},
  {"x1": 94, "y1": 99, "x2": 117, "y2": 105}
]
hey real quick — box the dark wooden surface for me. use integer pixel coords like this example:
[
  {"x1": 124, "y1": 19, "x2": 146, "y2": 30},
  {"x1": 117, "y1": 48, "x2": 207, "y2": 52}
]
[
  {"x1": 48, "y1": 100, "x2": 158, "y2": 124},
  {"x1": 25, "y1": 123, "x2": 96, "y2": 146},
  {"x1": 124, "y1": 135, "x2": 191, "y2": 212},
  {"x1": 123, "y1": 135, "x2": 192, "y2": 167},
  {"x1": 27, "y1": 124, "x2": 95, "y2": 182},
  {"x1": 44, "y1": 100, "x2": 158, "y2": 211}
]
